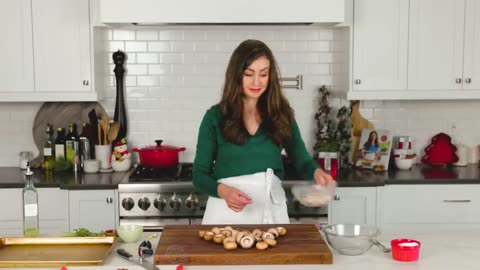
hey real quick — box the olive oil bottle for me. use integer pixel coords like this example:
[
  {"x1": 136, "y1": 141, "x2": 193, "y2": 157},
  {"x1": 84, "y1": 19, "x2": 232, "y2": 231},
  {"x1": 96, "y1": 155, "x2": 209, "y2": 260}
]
[{"x1": 22, "y1": 162, "x2": 39, "y2": 237}]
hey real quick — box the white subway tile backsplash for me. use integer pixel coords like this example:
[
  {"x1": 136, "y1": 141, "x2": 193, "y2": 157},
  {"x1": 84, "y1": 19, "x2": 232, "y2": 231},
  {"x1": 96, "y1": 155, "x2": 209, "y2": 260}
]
[
  {"x1": 3, "y1": 26, "x2": 480, "y2": 166},
  {"x1": 125, "y1": 42, "x2": 147, "y2": 52},
  {"x1": 136, "y1": 30, "x2": 159, "y2": 41},
  {"x1": 137, "y1": 53, "x2": 160, "y2": 64},
  {"x1": 148, "y1": 41, "x2": 171, "y2": 52},
  {"x1": 113, "y1": 30, "x2": 135, "y2": 40}
]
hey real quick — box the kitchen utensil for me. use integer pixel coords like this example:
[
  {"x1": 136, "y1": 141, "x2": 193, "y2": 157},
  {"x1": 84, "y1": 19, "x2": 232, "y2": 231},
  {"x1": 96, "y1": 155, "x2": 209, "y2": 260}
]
[
  {"x1": 117, "y1": 224, "x2": 143, "y2": 243},
  {"x1": 291, "y1": 182, "x2": 336, "y2": 207},
  {"x1": 138, "y1": 240, "x2": 153, "y2": 256},
  {"x1": 350, "y1": 101, "x2": 374, "y2": 163},
  {"x1": 108, "y1": 122, "x2": 120, "y2": 144},
  {"x1": 117, "y1": 248, "x2": 160, "y2": 270},
  {"x1": 321, "y1": 224, "x2": 381, "y2": 255},
  {"x1": 391, "y1": 239, "x2": 421, "y2": 261},
  {"x1": 371, "y1": 239, "x2": 391, "y2": 252},
  {"x1": 155, "y1": 224, "x2": 333, "y2": 265},
  {"x1": 100, "y1": 114, "x2": 110, "y2": 145},
  {"x1": 113, "y1": 50, "x2": 128, "y2": 140},
  {"x1": 133, "y1": 140, "x2": 186, "y2": 168}
]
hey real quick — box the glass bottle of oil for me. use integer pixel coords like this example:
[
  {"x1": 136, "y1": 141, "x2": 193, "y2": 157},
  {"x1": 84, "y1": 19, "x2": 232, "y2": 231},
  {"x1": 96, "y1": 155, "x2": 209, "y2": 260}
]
[
  {"x1": 43, "y1": 124, "x2": 54, "y2": 171},
  {"x1": 22, "y1": 162, "x2": 39, "y2": 237}
]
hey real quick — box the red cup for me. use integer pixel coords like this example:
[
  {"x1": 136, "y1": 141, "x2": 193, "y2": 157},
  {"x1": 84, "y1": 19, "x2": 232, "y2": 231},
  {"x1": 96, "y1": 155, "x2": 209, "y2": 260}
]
[{"x1": 391, "y1": 239, "x2": 421, "y2": 262}]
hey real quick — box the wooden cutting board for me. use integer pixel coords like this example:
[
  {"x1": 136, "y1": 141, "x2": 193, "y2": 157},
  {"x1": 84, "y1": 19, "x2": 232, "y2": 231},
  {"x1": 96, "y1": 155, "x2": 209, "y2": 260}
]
[{"x1": 154, "y1": 224, "x2": 333, "y2": 265}]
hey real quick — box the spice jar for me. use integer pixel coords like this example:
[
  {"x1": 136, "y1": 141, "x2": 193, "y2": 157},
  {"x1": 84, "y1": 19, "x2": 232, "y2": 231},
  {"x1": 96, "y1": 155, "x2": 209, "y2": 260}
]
[{"x1": 318, "y1": 152, "x2": 338, "y2": 180}]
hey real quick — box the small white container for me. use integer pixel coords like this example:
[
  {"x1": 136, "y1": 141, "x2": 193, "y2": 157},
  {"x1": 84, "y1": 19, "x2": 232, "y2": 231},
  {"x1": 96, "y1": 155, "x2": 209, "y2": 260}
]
[
  {"x1": 83, "y1": 159, "x2": 100, "y2": 173},
  {"x1": 394, "y1": 158, "x2": 414, "y2": 170}
]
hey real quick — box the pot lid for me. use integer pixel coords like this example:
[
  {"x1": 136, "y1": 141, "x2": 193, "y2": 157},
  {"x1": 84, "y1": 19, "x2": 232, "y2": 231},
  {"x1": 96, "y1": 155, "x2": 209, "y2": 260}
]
[{"x1": 140, "y1": 140, "x2": 183, "y2": 152}]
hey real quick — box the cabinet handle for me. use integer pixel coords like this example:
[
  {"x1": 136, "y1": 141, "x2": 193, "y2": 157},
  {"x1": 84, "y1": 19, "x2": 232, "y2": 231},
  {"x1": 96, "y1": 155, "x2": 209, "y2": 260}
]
[
  {"x1": 354, "y1": 79, "x2": 361, "y2": 85},
  {"x1": 333, "y1": 195, "x2": 340, "y2": 200},
  {"x1": 106, "y1": 197, "x2": 113, "y2": 203},
  {"x1": 443, "y1": 199, "x2": 471, "y2": 203},
  {"x1": 455, "y1": 78, "x2": 462, "y2": 84},
  {"x1": 465, "y1": 78, "x2": 472, "y2": 84},
  {"x1": 83, "y1": 80, "x2": 89, "y2": 86}
]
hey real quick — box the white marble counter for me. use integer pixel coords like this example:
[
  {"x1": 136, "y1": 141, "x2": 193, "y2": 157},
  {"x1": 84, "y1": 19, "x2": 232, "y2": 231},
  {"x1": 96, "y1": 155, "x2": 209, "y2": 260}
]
[{"x1": 4, "y1": 230, "x2": 480, "y2": 270}]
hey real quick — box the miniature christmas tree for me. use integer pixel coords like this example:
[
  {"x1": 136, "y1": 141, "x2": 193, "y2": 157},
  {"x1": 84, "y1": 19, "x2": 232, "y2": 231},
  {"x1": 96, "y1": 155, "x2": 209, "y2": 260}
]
[
  {"x1": 336, "y1": 106, "x2": 351, "y2": 168},
  {"x1": 421, "y1": 133, "x2": 458, "y2": 165},
  {"x1": 313, "y1": 85, "x2": 338, "y2": 154}
]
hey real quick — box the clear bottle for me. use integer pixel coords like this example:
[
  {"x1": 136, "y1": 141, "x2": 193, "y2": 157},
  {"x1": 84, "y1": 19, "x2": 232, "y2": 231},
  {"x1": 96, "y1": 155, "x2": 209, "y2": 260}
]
[
  {"x1": 43, "y1": 124, "x2": 54, "y2": 171},
  {"x1": 22, "y1": 162, "x2": 39, "y2": 237},
  {"x1": 55, "y1": 128, "x2": 66, "y2": 161}
]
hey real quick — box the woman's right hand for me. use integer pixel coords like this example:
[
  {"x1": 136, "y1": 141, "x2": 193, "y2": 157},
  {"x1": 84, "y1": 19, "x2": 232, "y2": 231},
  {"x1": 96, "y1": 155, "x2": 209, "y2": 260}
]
[{"x1": 217, "y1": 183, "x2": 252, "y2": 212}]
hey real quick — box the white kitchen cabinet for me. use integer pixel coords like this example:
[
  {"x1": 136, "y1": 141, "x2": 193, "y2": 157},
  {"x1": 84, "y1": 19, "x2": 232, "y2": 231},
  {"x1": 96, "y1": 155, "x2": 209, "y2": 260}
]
[
  {"x1": 0, "y1": 0, "x2": 96, "y2": 102},
  {"x1": 351, "y1": 0, "x2": 408, "y2": 92},
  {"x1": 69, "y1": 190, "x2": 118, "y2": 232},
  {"x1": 328, "y1": 187, "x2": 377, "y2": 225},
  {"x1": 348, "y1": 0, "x2": 480, "y2": 100},
  {"x1": 0, "y1": 188, "x2": 68, "y2": 236},
  {"x1": 0, "y1": 0, "x2": 34, "y2": 94},
  {"x1": 408, "y1": 0, "x2": 465, "y2": 91},
  {"x1": 379, "y1": 185, "x2": 480, "y2": 227}
]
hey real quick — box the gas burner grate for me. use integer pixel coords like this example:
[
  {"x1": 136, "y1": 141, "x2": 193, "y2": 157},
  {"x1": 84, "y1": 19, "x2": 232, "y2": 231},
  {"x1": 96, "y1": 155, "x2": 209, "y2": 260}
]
[{"x1": 129, "y1": 163, "x2": 193, "y2": 182}]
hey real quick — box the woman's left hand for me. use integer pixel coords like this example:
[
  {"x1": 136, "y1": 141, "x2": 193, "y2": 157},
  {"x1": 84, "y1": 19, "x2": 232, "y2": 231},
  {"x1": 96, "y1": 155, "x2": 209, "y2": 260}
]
[{"x1": 313, "y1": 168, "x2": 335, "y2": 186}]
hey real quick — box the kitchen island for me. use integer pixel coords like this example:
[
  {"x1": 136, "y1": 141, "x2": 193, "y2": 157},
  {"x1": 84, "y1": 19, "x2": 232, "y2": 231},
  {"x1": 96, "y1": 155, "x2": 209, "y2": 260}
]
[{"x1": 2, "y1": 229, "x2": 476, "y2": 270}]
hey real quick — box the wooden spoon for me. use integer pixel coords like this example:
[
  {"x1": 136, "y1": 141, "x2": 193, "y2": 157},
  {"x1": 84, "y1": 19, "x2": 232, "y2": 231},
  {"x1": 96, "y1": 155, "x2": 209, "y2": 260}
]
[
  {"x1": 108, "y1": 122, "x2": 120, "y2": 144},
  {"x1": 100, "y1": 114, "x2": 110, "y2": 145}
]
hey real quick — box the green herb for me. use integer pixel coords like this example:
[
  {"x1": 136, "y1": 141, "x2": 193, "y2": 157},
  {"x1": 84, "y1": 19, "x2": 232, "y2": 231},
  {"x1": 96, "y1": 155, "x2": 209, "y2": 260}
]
[{"x1": 64, "y1": 228, "x2": 105, "y2": 237}]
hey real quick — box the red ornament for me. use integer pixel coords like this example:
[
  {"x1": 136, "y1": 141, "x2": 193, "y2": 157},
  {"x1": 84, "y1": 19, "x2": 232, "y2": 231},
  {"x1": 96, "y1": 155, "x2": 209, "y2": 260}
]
[
  {"x1": 381, "y1": 135, "x2": 388, "y2": 142},
  {"x1": 421, "y1": 133, "x2": 458, "y2": 165}
]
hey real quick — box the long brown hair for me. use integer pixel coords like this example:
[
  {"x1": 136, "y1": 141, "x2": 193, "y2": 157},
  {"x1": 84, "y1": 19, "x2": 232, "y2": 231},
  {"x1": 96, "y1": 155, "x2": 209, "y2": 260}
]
[{"x1": 219, "y1": 39, "x2": 294, "y2": 145}]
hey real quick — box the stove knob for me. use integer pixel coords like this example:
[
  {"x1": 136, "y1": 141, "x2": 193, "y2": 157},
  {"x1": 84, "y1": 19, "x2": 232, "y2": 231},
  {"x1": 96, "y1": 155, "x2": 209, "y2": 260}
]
[
  {"x1": 137, "y1": 197, "x2": 151, "y2": 211},
  {"x1": 169, "y1": 193, "x2": 182, "y2": 211},
  {"x1": 154, "y1": 196, "x2": 167, "y2": 211},
  {"x1": 122, "y1": 197, "x2": 135, "y2": 211},
  {"x1": 185, "y1": 193, "x2": 199, "y2": 210}
]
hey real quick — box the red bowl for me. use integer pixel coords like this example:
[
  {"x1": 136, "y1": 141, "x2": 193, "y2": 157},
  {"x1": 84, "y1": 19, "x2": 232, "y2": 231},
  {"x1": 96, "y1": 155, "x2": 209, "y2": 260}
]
[{"x1": 391, "y1": 239, "x2": 421, "y2": 262}]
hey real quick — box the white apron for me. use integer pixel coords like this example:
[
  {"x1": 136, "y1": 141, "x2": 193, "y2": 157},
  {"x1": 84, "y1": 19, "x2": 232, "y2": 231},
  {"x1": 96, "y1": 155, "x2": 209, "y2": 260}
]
[{"x1": 202, "y1": 168, "x2": 290, "y2": 225}]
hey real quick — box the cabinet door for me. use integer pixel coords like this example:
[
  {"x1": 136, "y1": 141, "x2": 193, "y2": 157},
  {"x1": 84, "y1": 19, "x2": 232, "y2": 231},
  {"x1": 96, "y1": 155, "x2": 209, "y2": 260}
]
[
  {"x1": 69, "y1": 190, "x2": 117, "y2": 232},
  {"x1": 32, "y1": 0, "x2": 91, "y2": 93},
  {"x1": 0, "y1": 0, "x2": 34, "y2": 93},
  {"x1": 328, "y1": 187, "x2": 376, "y2": 225},
  {"x1": 463, "y1": 0, "x2": 480, "y2": 90},
  {"x1": 38, "y1": 188, "x2": 69, "y2": 234},
  {"x1": 352, "y1": 0, "x2": 408, "y2": 91},
  {"x1": 408, "y1": 0, "x2": 465, "y2": 90}
]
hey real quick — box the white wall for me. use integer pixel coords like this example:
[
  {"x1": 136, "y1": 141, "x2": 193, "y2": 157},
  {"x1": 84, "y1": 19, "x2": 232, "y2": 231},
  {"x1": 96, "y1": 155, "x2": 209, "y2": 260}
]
[{"x1": 0, "y1": 25, "x2": 478, "y2": 167}]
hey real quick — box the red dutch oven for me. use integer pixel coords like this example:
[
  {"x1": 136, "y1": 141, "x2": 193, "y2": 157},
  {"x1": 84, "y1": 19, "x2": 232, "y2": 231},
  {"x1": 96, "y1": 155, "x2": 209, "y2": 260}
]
[{"x1": 132, "y1": 140, "x2": 186, "y2": 168}]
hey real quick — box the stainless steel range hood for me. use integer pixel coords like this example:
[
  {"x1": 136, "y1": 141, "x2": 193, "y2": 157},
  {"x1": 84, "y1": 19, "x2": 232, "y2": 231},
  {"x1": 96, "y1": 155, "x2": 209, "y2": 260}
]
[{"x1": 99, "y1": 0, "x2": 345, "y2": 25}]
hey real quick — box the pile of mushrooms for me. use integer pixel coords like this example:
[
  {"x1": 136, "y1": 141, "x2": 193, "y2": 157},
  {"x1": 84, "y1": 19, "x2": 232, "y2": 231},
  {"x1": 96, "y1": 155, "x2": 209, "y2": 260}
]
[{"x1": 198, "y1": 226, "x2": 287, "y2": 251}]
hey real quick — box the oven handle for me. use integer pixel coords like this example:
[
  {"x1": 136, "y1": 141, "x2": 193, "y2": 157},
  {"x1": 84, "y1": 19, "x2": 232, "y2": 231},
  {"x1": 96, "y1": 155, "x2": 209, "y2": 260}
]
[{"x1": 143, "y1": 226, "x2": 164, "y2": 232}]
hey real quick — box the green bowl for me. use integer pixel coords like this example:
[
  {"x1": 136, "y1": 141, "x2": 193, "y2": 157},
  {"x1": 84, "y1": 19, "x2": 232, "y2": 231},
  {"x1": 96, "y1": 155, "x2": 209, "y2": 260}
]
[{"x1": 117, "y1": 225, "x2": 143, "y2": 243}]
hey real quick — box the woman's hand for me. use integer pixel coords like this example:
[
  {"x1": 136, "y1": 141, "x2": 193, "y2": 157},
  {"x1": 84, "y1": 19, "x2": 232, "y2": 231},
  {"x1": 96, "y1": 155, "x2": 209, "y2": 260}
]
[
  {"x1": 217, "y1": 183, "x2": 252, "y2": 212},
  {"x1": 313, "y1": 168, "x2": 335, "y2": 186}
]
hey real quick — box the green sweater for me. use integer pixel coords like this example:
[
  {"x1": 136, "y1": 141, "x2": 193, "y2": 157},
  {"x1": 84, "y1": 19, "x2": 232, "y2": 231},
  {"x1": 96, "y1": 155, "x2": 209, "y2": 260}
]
[{"x1": 192, "y1": 105, "x2": 319, "y2": 197}]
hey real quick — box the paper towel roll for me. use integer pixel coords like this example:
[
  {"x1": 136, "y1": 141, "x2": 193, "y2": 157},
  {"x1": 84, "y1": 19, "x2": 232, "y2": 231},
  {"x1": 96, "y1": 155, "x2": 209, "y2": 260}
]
[{"x1": 454, "y1": 144, "x2": 468, "y2": 166}]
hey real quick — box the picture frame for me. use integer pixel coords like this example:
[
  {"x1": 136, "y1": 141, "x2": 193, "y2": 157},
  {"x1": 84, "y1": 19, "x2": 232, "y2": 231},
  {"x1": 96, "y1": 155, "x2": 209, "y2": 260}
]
[{"x1": 354, "y1": 129, "x2": 393, "y2": 171}]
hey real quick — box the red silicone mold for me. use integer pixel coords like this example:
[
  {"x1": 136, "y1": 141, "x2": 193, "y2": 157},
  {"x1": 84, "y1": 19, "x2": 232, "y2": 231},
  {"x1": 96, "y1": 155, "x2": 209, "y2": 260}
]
[{"x1": 391, "y1": 239, "x2": 421, "y2": 262}]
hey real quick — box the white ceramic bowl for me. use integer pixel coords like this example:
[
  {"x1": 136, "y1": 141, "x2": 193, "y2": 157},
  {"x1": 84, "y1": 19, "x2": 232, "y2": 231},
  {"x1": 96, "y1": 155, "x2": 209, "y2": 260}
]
[
  {"x1": 394, "y1": 158, "x2": 414, "y2": 170},
  {"x1": 117, "y1": 224, "x2": 143, "y2": 243},
  {"x1": 83, "y1": 159, "x2": 99, "y2": 173}
]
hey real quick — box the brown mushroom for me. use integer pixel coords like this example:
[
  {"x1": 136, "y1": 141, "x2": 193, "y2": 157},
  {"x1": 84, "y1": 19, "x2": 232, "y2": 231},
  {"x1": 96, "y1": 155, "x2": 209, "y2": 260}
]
[
  {"x1": 211, "y1": 227, "x2": 221, "y2": 235},
  {"x1": 198, "y1": 230, "x2": 206, "y2": 238},
  {"x1": 223, "y1": 241, "x2": 238, "y2": 250},
  {"x1": 223, "y1": 237, "x2": 236, "y2": 243},
  {"x1": 267, "y1": 228, "x2": 279, "y2": 238},
  {"x1": 239, "y1": 234, "x2": 255, "y2": 249},
  {"x1": 276, "y1": 227, "x2": 287, "y2": 236},
  {"x1": 262, "y1": 232, "x2": 275, "y2": 241},
  {"x1": 265, "y1": 238, "x2": 277, "y2": 247},
  {"x1": 204, "y1": 231, "x2": 214, "y2": 241},
  {"x1": 235, "y1": 231, "x2": 246, "y2": 244},
  {"x1": 213, "y1": 234, "x2": 225, "y2": 244},
  {"x1": 256, "y1": 241, "x2": 269, "y2": 250}
]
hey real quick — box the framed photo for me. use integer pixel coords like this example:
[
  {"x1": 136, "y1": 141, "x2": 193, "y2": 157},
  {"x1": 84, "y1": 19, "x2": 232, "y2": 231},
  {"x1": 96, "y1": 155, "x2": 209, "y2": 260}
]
[{"x1": 354, "y1": 129, "x2": 393, "y2": 171}]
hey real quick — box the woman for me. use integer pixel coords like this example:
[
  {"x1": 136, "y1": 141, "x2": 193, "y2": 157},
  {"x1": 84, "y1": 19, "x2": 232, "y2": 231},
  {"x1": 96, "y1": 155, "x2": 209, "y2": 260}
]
[
  {"x1": 193, "y1": 39, "x2": 334, "y2": 224},
  {"x1": 360, "y1": 131, "x2": 381, "y2": 162}
]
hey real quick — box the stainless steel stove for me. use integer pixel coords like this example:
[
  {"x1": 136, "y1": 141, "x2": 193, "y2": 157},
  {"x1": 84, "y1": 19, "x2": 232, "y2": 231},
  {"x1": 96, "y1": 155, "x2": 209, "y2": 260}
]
[{"x1": 118, "y1": 163, "x2": 327, "y2": 230}]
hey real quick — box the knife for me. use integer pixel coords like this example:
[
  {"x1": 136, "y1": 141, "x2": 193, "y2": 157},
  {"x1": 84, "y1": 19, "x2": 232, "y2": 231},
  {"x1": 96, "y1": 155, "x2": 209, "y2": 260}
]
[{"x1": 117, "y1": 248, "x2": 160, "y2": 270}]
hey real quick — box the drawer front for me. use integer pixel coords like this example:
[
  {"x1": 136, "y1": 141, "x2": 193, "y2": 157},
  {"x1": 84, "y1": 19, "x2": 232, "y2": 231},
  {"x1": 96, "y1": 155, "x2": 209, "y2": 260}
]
[{"x1": 382, "y1": 185, "x2": 480, "y2": 224}]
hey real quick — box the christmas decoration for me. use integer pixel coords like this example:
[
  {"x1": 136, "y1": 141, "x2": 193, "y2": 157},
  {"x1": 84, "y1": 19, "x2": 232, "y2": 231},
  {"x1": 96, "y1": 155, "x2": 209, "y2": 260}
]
[
  {"x1": 313, "y1": 85, "x2": 338, "y2": 153},
  {"x1": 421, "y1": 133, "x2": 458, "y2": 165},
  {"x1": 335, "y1": 106, "x2": 351, "y2": 168}
]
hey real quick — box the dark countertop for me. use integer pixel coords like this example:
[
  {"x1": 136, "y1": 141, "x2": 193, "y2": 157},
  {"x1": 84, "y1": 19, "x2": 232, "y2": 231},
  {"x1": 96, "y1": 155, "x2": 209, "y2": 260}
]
[
  {"x1": 0, "y1": 164, "x2": 479, "y2": 189},
  {"x1": 0, "y1": 167, "x2": 130, "y2": 189}
]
